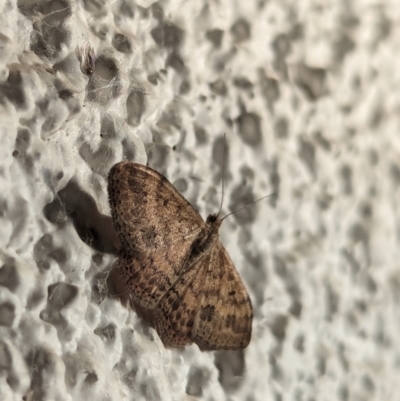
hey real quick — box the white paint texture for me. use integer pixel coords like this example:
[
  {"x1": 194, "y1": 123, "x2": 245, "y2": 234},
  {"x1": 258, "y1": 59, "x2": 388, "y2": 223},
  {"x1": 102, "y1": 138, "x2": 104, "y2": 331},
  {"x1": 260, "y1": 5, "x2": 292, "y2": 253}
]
[{"x1": 0, "y1": 0, "x2": 399, "y2": 400}]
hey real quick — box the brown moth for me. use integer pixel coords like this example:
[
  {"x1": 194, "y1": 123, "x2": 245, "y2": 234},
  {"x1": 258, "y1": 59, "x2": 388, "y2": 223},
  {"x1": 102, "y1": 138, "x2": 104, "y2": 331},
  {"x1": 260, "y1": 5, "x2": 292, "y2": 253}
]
[{"x1": 108, "y1": 162, "x2": 252, "y2": 350}]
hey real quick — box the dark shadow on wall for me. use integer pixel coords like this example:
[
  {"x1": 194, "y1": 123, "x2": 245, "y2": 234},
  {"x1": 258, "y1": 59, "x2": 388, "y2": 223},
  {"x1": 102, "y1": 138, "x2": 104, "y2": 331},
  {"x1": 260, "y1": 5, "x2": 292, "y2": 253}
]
[{"x1": 43, "y1": 179, "x2": 120, "y2": 255}]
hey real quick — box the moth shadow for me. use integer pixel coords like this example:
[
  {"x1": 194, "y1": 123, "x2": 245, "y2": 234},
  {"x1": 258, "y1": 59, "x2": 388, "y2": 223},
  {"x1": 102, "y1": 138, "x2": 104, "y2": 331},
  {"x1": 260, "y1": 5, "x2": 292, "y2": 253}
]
[
  {"x1": 106, "y1": 262, "x2": 157, "y2": 337},
  {"x1": 45, "y1": 178, "x2": 160, "y2": 339},
  {"x1": 214, "y1": 348, "x2": 247, "y2": 393},
  {"x1": 44, "y1": 178, "x2": 121, "y2": 255}
]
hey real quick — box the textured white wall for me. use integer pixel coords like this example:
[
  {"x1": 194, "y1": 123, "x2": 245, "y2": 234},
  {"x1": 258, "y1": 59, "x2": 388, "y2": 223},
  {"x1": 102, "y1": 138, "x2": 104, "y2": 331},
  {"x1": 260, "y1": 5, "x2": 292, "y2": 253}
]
[{"x1": 0, "y1": 0, "x2": 399, "y2": 400}]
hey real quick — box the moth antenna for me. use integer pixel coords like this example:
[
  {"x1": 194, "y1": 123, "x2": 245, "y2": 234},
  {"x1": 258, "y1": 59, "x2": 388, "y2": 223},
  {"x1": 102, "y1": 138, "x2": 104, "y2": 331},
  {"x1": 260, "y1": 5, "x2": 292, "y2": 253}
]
[
  {"x1": 221, "y1": 193, "x2": 274, "y2": 222},
  {"x1": 217, "y1": 133, "x2": 226, "y2": 218}
]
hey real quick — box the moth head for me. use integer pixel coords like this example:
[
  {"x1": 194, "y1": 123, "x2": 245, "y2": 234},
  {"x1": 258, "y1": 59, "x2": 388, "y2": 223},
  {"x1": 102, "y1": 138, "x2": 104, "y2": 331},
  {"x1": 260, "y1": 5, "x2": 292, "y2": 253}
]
[{"x1": 206, "y1": 214, "x2": 221, "y2": 228}]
